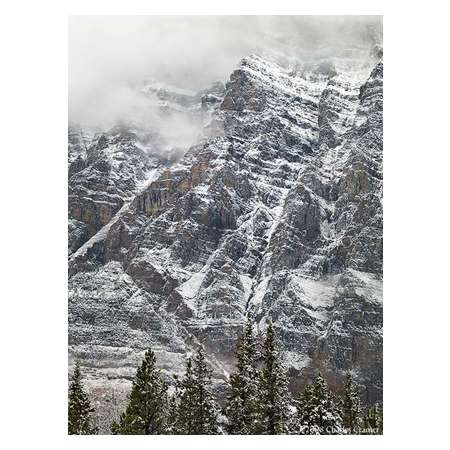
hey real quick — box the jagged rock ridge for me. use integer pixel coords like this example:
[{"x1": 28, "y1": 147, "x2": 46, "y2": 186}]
[{"x1": 68, "y1": 51, "x2": 383, "y2": 426}]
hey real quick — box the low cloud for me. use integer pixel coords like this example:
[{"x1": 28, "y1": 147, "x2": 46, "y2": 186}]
[{"x1": 69, "y1": 16, "x2": 382, "y2": 147}]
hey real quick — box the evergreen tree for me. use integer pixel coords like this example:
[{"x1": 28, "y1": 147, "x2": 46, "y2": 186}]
[
  {"x1": 172, "y1": 361, "x2": 196, "y2": 434},
  {"x1": 340, "y1": 373, "x2": 362, "y2": 433},
  {"x1": 191, "y1": 347, "x2": 220, "y2": 434},
  {"x1": 362, "y1": 403, "x2": 383, "y2": 434},
  {"x1": 224, "y1": 320, "x2": 260, "y2": 434},
  {"x1": 296, "y1": 373, "x2": 343, "y2": 435},
  {"x1": 257, "y1": 322, "x2": 292, "y2": 434},
  {"x1": 68, "y1": 362, "x2": 97, "y2": 435},
  {"x1": 165, "y1": 376, "x2": 180, "y2": 434},
  {"x1": 174, "y1": 347, "x2": 220, "y2": 434},
  {"x1": 111, "y1": 349, "x2": 168, "y2": 434},
  {"x1": 294, "y1": 383, "x2": 315, "y2": 434}
]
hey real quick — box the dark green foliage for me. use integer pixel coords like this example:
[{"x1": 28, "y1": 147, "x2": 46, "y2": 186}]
[
  {"x1": 68, "y1": 362, "x2": 97, "y2": 435},
  {"x1": 173, "y1": 347, "x2": 220, "y2": 434},
  {"x1": 224, "y1": 320, "x2": 260, "y2": 434},
  {"x1": 257, "y1": 322, "x2": 291, "y2": 434},
  {"x1": 294, "y1": 383, "x2": 314, "y2": 434},
  {"x1": 111, "y1": 349, "x2": 168, "y2": 434},
  {"x1": 165, "y1": 378, "x2": 180, "y2": 434},
  {"x1": 362, "y1": 403, "x2": 383, "y2": 434},
  {"x1": 99, "y1": 324, "x2": 378, "y2": 436},
  {"x1": 296, "y1": 373, "x2": 343, "y2": 435},
  {"x1": 341, "y1": 373, "x2": 362, "y2": 433},
  {"x1": 171, "y1": 358, "x2": 196, "y2": 434}
]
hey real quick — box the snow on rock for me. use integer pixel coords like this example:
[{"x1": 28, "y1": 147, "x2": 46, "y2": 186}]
[{"x1": 69, "y1": 50, "x2": 383, "y2": 420}]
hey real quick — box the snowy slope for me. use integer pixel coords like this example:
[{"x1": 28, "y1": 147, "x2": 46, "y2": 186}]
[{"x1": 68, "y1": 49, "x2": 383, "y2": 424}]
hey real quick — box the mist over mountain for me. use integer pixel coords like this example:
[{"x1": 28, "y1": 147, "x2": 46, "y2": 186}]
[
  {"x1": 69, "y1": 16, "x2": 381, "y2": 129},
  {"x1": 68, "y1": 16, "x2": 383, "y2": 432}
]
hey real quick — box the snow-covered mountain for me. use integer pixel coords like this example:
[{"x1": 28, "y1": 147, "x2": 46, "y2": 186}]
[{"x1": 68, "y1": 48, "x2": 383, "y2": 424}]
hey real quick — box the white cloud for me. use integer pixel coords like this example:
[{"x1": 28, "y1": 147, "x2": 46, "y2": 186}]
[{"x1": 69, "y1": 15, "x2": 382, "y2": 144}]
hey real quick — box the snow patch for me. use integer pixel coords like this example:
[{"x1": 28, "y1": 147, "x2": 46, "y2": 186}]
[
  {"x1": 283, "y1": 350, "x2": 312, "y2": 371},
  {"x1": 249, "y1": 276, "x2": 270, "y2": 307},
  {"x1": 297, "y1": 275, "x2": 338, "y2": 308},
  {"x1": 177, "y1": 272, "x2": 206, "y2": 299},
  {"x1": 239, "y1": 274, "x2": 253, "y2": 303}
]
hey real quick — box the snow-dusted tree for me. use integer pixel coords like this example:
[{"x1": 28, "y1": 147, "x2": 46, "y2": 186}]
[
  {"x1": 224, "y1": 320, "x2": 260, "y2": 434},
  {"x1": 296, "y1": 373, "x2": 343, "y2": 435},
  {"x1": 340, "y1": 373, "x2": 362, "y2": 433},
  {"x1": 172, "y1": 359, "x2": 196, "y2": 434},
  {"x1": 111, "y1": 349, "x2": 168, "y2": 434},
  {"x1": 174, "y1": 347, "x2": 220, "y2": 434},
  {"x1": 165, "y1": 377, "x2": 180, "y2": 435},
  {"x1": 68, "y1": 362, "x2": 97, "y2": 435},
  {"x1": 362, "y1": 403, "x2": 383, "y2": 434},
  {"x1": 257, "y1": 322, "x2": 292, "y2": 434},
  {"x1": 294, "y1": 383, "x2": 315, "y2": 434}
]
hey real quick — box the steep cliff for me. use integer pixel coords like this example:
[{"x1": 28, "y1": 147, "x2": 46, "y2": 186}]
[{"x1": 68, "y1": 50, "x2": 383, "y2": 423}]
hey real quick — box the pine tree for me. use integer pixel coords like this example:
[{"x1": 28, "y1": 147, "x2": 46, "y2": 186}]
[
  {"x1": 257, "y1": 322, "x2": 292, "y2": 434},
  {"x1": 296, "y1": 373, "x2": 343, "y2": 435},
  {"x1": 224, "y1": 320, "x2": 260, "y2": 434},
  {"x1": 111, "y1": 349, "x2": 168, "y2": 434},
  {"x1": 172, "y1": 359, "x2": 196, "y2": 434},
  {"x1": 340, "y1": 373, "x2": 362, "y2": 433},
  {"x1": 173, "y1": 347, "x2": 220, "y2": 434},
  {"x1": 68, "y1": 362, "x2": 97, "y2": 435},
  {"x1": 166, "y1": 388, "x2": 179, "y2": 435},
  {"x1": 191, "y1": 346, "x2": 220, "y2": 434},
  {"x1": 362, "y1": 403, "x2": 383, "y2": 434},
  {"x1": 294, "y1": 383, "x2": 315, "y2": 434}
]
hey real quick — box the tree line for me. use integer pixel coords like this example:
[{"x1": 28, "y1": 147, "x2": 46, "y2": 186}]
[{"x1": 68, "y1": 321, "x2": 383, "y2": 435}]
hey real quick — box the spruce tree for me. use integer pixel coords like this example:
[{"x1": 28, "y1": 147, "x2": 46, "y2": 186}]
[
  {"x1": 294, "y1": 383, "x2": 315, "y2": 434},
  {"x1": 224, "y1": 320, "x2": 260, "y2": 434},
  {"x1": 257, "y1": 322, "x2": 291, "y2": 434},
  {"x1": 68, "y1": 362, "x2": 97, "y2": 435},
  {"x1": 111, "y1": 349, "x2": 168, "y2": 435},
  {"x1": 315, "y1": 373, "x2": 344, "y2": 434},
  {"x1": 166, "y1": 388, "x2": 180, "y2": 435},
  {"x1": 340, "y1": 373, "x2": 362, "y2": 433},
  {"x1": 172, "y1": 359, "x2": 196, "y2": 433},
  {"x1": 191, "y1": 346, "x2": 220, "y2": 434},
  {"x1": 362, "y1": 403, "x2": 383, "y2": 434},
  {"x1": 174, "y1": 347, "x2": 220, "y2": 434},
  {"x1": 297, "y1": 373, "x2": 343, "y2": 435}
]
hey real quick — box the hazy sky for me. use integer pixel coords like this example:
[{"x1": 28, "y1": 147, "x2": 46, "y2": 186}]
[{"x1": 69, "y1": 16, "x2": 382, "y2": 128}]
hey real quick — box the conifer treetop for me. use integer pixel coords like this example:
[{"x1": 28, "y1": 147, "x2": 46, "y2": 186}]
[{"x1": 68, "y1": 361, "x2": 97, "y2": 435}]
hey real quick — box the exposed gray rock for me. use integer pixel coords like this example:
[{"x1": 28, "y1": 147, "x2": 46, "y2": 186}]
[{"x1": 68, "y1": 52, "x2": 383, "y2": 429}]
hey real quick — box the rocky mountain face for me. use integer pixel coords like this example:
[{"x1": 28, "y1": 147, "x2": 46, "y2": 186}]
[{"x1": 68, "y1": 50, "x2": 383, "y2": 427}]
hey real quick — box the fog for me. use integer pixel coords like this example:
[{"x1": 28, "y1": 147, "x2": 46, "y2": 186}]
[{"x1": 69, "y1": 16, "x2": 382, "y2": 144}]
